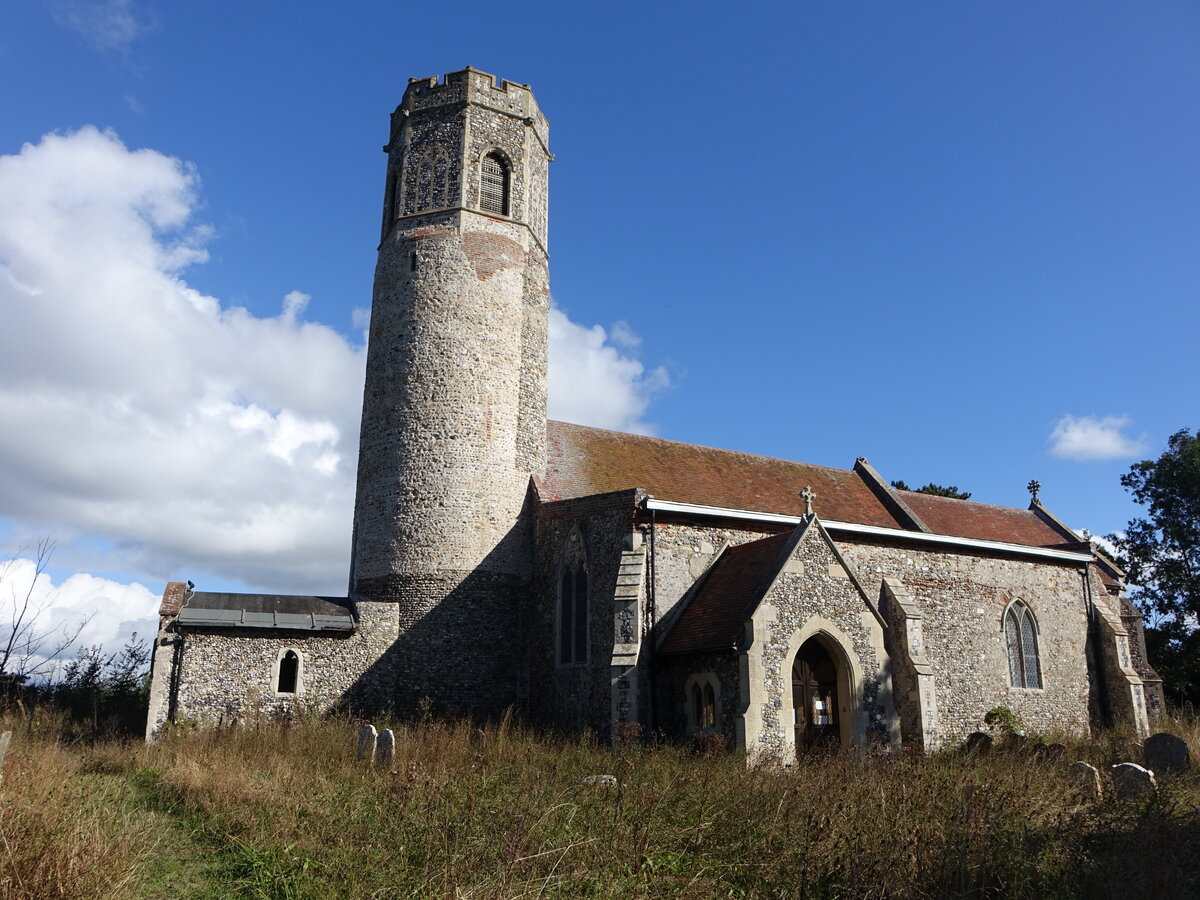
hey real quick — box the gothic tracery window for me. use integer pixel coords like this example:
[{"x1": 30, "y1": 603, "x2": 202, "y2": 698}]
[
  {"x1": 558, "y1": 530, "x2": 588, "y2": 665},
  {"x1": 1004, "y1": 602, "x2": 1042, "y2": 689},
  {"x1": 480, "y1": 152, "x2": 509, "y2": 215}
]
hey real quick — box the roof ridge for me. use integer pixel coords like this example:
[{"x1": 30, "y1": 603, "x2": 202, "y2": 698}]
[{"x1": 897, "y1": 489, "x2": 1036, "y2": 515}]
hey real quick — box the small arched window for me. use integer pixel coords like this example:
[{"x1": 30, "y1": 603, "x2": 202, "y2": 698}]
[
  {"x1": 557, "y1": 531, "x2": 588, "y2": 665},
  {"x1": 702, "y1": 684, "x2": 716, "y2": 729},
  {"x1": 1004, "y1": 602, "x2": 1042, "y2": 689},
  {"x1": 684, "y1": 673, "x2": 721, "y2": 733},
  {"x1": 277, "y1": 650, "x2": 299, "y2": 694},
  {"x1": 480, "y1": 152, "x2": 509, "y2": 215}
]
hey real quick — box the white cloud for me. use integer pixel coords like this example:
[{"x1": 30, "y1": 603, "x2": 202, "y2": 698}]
[
  {"x1": 548, "y1": 307, "x2": 669, "y2": 434},
  {"x1": 0, "y1": 553, "x2": 158, "y2": 677},
  {"x1": 0, "y1": 127, "x2": 364, "y2": 594},
  {"x1": 0, "y1": 127, "x2": 667, "y2": 627},
  {"x1": 1048, "y1": 415, "x2": 1147, "y2": 462},
  {"x1": 48, "y1": 0, "x2": 155, "y2": 55}
]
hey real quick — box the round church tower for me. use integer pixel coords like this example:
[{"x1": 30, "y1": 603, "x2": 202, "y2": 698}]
[{"x1": 350, "y1": 69, "x2": 550, "y2": 712}]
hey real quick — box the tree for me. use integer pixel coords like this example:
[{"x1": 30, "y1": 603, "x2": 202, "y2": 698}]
[
  {"x1": 890, "y1": 480, "x2": 972, "y2": 500},
  {"x1": 52, "y1": 634, "x2": 151, "y2": 736},
  {"x1": 0, "y1": 538, "x2": 90, "y2": 684},
  {"x1": 1109, "y1": 427, "x2": 1200, "y2": 705}
]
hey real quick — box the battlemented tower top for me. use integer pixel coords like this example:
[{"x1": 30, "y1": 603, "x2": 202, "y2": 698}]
[{"x1": 397, "y1": 68, "x2": 548, "y2": 143}]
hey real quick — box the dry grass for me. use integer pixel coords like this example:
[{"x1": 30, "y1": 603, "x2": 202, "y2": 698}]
[
  {"x1": 0, "y1": 734, "x2": 154, "y2": 899},
  {"x1": 0, "y1": 711, "x2": 1197, "y2": 898}
]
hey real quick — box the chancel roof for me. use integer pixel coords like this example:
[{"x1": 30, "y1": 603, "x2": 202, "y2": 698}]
[
  {"x1": 896, "y1": 491, "x2": 1067, "y2": 547},
  {"x1": 542, "y1": 421, "x2": 1071, "y2": 549}
]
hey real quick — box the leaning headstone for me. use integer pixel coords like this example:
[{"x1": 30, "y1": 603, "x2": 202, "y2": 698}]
[
  {"x1": 0, "y1": 732, "x2": 10, "y2": 784},
  {"x1": 1069, "y1": 761, "x2": 1102, "y2": 799},
  {"x1": 1111, "y1": 762, "x2": 1157, "y2": 800},
  {"x1": 357, "y1": 724, "x2": 377, "y2": 763},
  {"x1": 377, "y1": 728, "x2": 395, "y2": 768},
  {"x1": 1143, "y1": 732, "x2": 1191, "y2": 776},
  {"x1": 964, "y1": 731, "x2": 993, "y2": 755}
]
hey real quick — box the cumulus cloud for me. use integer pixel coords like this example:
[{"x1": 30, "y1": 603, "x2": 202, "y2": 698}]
[
  {"x1": 548, "y1": 308, "x2": 669, "y2": 434},
  {"x1": 0, "y1": 553, "x2": 158, "y2": 676},
  {"x1": 1048, "y1": 415, "x2": 1147, "y2": 462},
  {"x1": 48, "y1": 0, "x2": 155, "y2": 55},
  {"x1": 0, "y1": 127, "x2": 667, "y2": 657}
]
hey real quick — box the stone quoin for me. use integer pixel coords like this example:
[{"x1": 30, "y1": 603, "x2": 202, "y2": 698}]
[{"x1": 145, "y1": 68, "x2": 1162, "y2": 761}]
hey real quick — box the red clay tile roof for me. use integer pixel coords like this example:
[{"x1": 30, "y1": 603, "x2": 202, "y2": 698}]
[
  {"x1": 896, "y1": 491, "x2": 1067, "y2": 546},
  {"x1": 659, "y1": 530, "x2": 796, "y2": 655},
  {"x1": 542, "y1": 421, "x2": 903, "y2": 528},
  {"x1": 541, "y1": 421, "x2": 1088, "y2": 552}
]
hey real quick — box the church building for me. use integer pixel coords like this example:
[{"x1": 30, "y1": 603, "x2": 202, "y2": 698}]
[{"x1": 146, "y1": 69, "x2": 1161, "y2": 759}]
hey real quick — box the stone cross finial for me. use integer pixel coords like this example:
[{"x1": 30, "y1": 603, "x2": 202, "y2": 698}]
[
  {"x1": 800, "y1": 486, "x2": 816, "y2": 517},
  {"x1": 1027, "y1": 479, "x2": 1041, "y2": 502}
]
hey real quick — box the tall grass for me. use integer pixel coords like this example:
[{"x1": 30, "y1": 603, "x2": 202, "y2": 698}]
[{"x1": 1, "y1": 710, "x2": 1197, "y2": 898}]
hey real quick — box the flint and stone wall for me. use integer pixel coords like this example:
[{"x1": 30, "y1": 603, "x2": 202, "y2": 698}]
[
  {"x1": 744, "y1": 524, "x2": 897, "y2": 760},
  {"x1": 349, "y1": 71, "x2": 551, "y2": 717},
  {"x1": 528, "y1": 492, "x2": 639, "y2": 738},
  {"x1": 646, "y1": 515, "x2": 1105, "y2": 747},
  {"x1": 655, "y1": 652, "x2": 741, "y2": 747},
  {"x1": 837, "y1": 540, "x2": 1093, "y2": 741},
  {"x1": 161, "y1": 602, "x2": 399, "y2": 727}
]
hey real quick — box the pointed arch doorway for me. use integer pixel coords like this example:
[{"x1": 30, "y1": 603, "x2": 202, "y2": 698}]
[{"x1": 792, "y1": 637, "x2": 841, "y2": 750}]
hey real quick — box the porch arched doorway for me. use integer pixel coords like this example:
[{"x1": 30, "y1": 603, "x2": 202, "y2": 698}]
[{"x1": 792, "y1": 637, "x2": 841, "y2": 749}]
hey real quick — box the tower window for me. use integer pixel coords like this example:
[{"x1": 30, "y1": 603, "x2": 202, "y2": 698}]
[
  {"x1": 480, "y1": 152, "x2": 509, "y2": 215},
  {"x1": 1004, "y1": 602, "x2": 1042, "y2": 689}
]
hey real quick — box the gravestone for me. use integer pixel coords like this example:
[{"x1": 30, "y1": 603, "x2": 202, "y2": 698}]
[
  {"x1": 357, "y1": 724, "x2": 377, "y2": 763},
  {"x1": 0, "y1": 731, "x2": 10, "y2": 784},
  {"x1": 377, "y1": 728, "x2": 396, "y2": 768},
  {"x1": 1068, "y1": 761, "x2": 1102, "y2": 799},
  {"x1": 581, "y1": 774, "x2": 617, "y2": 786},
  {"x1": 1143, "y1": 732, "x2": 1191, "y2": 776},
  {"x1": 1110, "y1": 762, "x2": 1156, "y2": 800},
  {"x1": 964, "y1": 731, "x2": 992, "y2": 754}
]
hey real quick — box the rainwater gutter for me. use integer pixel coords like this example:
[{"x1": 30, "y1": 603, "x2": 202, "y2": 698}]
[{"x1": 642, "y1": 498, "x2": 1094, "y2": 564}]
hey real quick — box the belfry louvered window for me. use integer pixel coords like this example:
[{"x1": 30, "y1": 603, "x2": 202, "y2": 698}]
[
  {"x1": 1004, "y1": 602, "x2": 1042, "y2": 689},
  {"x1": 480, "y1": 152, "x2": 509, "y2": 215}
]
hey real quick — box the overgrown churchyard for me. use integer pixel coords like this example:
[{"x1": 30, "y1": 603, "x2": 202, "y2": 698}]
[{"x1": 2, "y1": 710, "x2": 1199, "y2": 897}]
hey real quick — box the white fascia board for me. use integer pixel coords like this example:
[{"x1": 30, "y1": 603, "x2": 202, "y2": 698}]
[{"x1": 642, "y1": 498, "x2": 1092, "y2": 564}]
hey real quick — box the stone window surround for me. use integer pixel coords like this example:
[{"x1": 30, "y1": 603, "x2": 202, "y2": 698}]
[
  {"x1": 556, "y1": 528, "x2": 589, "y2": 668},
  {"x1": 684, "y1": 672, "x2": 721, "y2": 735},
  {"x1": 1002, "y1": 598, "x2": 1044, "y2": 691},
  {"x1": 478, "y1": 147, "x2": 513, "y2": 217},
  {"x1": 778, "y1": 618, "x2": 863, "y2": 752},
  {"x1": 272, "y1": 648, "x2": 304, "y2": 698}
]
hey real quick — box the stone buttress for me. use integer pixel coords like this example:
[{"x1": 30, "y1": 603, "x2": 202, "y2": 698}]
[{"x1": 350, "y1": 69, "x2": 551, "y2": 714}]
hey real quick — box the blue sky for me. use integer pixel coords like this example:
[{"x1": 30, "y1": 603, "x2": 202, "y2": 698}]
[{"x1": 0, "y1": 1, "x2": 1196, "y2": 658}]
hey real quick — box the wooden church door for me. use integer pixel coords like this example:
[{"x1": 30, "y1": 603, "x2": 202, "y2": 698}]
[{"x1": 792, "y1": 638, "x2": 839, "y2": 749}]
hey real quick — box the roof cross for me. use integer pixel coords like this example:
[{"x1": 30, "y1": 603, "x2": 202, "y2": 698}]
[
  {"x1": 800, "y1": 485, "x2": 816, "y2": 517},
  {"x1": 1027, "y1": 479, "x2": 1041, "y2": 503}
]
